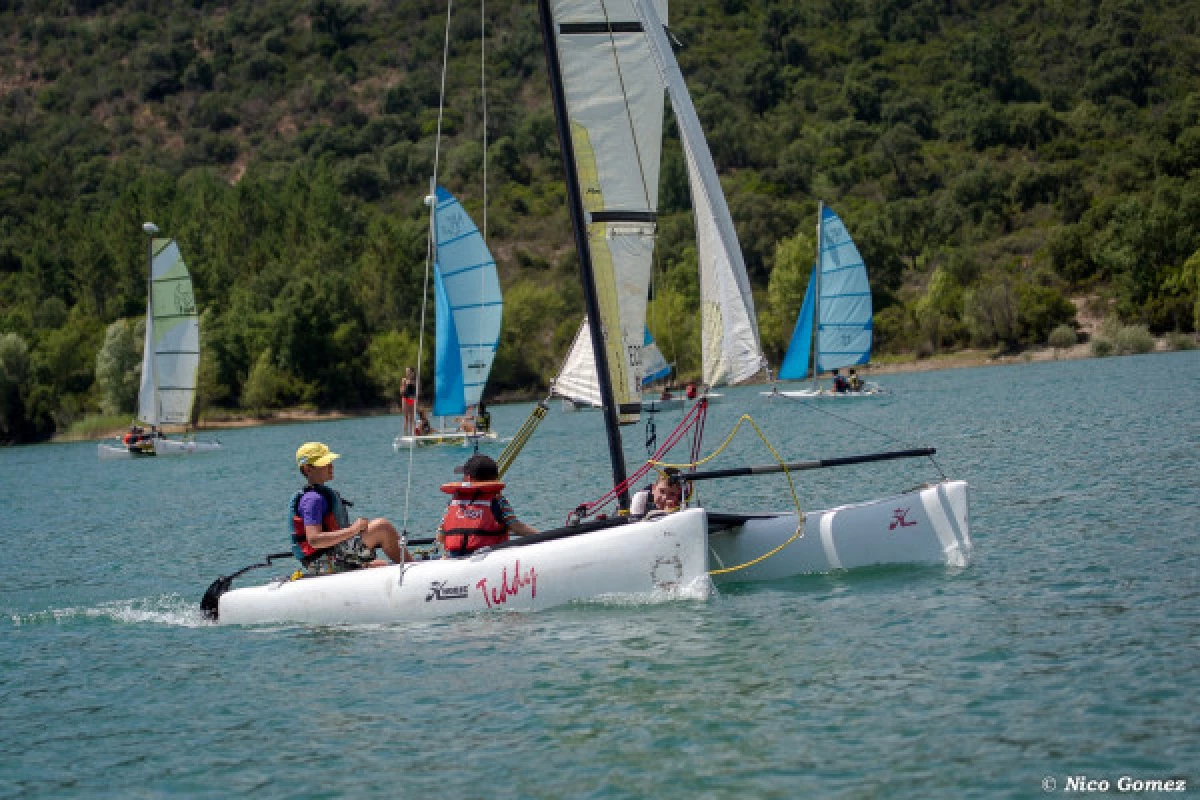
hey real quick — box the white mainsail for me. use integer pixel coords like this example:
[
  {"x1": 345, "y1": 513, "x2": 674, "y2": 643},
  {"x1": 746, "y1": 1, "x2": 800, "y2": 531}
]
[
  {"x1": 634, "y1": 0, "x2": 765, "y2": 387},
  {"x1": 137, "y1": 239, "x2": 200, "y2": 426},
  {"x1": 551, "y1": 0, "x2": 668, "y2": 421}
]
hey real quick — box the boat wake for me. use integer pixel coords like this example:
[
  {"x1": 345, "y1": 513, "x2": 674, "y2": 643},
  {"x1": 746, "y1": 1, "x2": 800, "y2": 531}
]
[
  {"x1": 575, "y1": 574, "x2": 715, "y2": 607},
  {"x1": 10, "y1": 594, "x2": 209, "y2": 628}
]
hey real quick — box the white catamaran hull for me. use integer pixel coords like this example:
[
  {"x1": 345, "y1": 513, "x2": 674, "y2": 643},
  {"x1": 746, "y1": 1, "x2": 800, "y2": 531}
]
[
  {"x1": 709, "y1": 480, "x2": 971, "y2": 582},
  {"x1": 392, "y1": 431, "x2": 507, "y2": 450},
  {"x1": 761, "y1": 386, "x2": 885, "y2": 399},
  {"x1": 562, "y1": 394, "x2": 723, "y2": 413},
  {"x1": 218, "y1": 509, "x2": 713, "y2": 625},
  {"x1": 97, "y1": 438, "x2": 222, "y2": 459}
]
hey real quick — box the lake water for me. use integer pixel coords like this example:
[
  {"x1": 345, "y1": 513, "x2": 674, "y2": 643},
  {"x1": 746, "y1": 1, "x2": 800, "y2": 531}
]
[{"x1": 3, "y1": 351, "x2": 1197, "y2": 798}]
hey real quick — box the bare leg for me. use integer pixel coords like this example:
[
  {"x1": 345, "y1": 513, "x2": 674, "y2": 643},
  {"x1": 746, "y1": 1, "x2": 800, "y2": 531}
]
[{"x1": 363, "y1": 518, "x2": 411, "y2": 563}]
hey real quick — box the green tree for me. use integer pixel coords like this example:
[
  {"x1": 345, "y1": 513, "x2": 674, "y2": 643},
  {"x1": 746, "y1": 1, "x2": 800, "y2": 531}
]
[
  {"x1": 760, "y1": 230, "x2": 815, "y2": 361},
  {"x1": 0, "y1": 333, "x2": 31, "y2": 440},
  {"x1": 367, "y1": 329, "x2": 422, "y2": 403},
  {"x1": 94, "y1": 317, "x2": 143, "y2": 415}
]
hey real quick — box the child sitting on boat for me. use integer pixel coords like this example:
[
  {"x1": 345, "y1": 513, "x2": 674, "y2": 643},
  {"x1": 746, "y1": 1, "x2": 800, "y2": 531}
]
[
  {"x1": 436, "y1": 454, "x2": 537, "y2": 557},
  {"x1": 630, "y1": 470, "x2": 685, "y2": 519},
  {"x1": 292, "y1": 442, "x2": 410, "y2": 575}
]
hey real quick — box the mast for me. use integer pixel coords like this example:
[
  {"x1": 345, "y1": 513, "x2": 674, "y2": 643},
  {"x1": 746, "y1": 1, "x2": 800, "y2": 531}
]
[
  {"x1": 536, "y1": 0, "x2": 630, "y2": 509},
  {"x1": 141, "y1": 221, "x2": 159, "y2": 425},
  {"x1": 810, "y1": 201, "x2": 823, "y2": 392}
]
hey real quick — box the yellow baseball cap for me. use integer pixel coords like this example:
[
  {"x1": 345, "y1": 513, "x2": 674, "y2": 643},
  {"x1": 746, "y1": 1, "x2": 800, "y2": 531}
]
[{"x1": 296, "y1": 442, "x2": 339, "y2": 468}]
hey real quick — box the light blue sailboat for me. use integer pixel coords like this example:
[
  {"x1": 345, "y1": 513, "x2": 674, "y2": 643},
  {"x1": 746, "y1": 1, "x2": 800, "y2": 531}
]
[
  {"x1": 395, "y1": 187, "x2": 505, "y2": 448},
  {"x1": 765, "y1": 203, "x2": 883, "y2": 398}
]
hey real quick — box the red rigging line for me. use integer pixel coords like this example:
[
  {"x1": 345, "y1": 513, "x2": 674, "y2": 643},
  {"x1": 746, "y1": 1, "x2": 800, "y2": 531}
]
[{"x1": 572, "y1": 398, "x2": 710, "y2": 522}]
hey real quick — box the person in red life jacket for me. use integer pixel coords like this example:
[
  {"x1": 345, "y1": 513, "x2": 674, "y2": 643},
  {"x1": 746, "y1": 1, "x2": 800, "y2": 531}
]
[
  {"x1": 831, "y1": 369, "x2": 849, "y2": 393},
  {"x1": 685, "y1": 382, "x2": 698, "y2": 400},
  {"x1": 292, "y1": 441, "x2": 410, "y2": 576},
  {"x1": 122, "y1": 425, "x2": 151, "y2": 453},
  {"x1": 436, "y1": 454, "x2": 537, "y2": 557}
]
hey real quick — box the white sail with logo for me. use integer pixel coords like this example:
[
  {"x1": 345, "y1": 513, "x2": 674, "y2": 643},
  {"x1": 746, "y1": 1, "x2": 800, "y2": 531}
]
[
  {"x1": 550, "y1": 0, "x2": 668, "y2": 421},
  {"x1": 137, "y1": 239, "x2": 200, "y2": 426}
]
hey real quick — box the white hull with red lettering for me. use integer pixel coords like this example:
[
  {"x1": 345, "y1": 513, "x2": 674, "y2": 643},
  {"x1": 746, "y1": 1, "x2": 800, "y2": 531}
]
[
  {"x1": 708, "y1": 480, "x2": 971, "y2": 582},
  {"x1": 217, "y1": 508, "x2": 712, "y2": 625}
]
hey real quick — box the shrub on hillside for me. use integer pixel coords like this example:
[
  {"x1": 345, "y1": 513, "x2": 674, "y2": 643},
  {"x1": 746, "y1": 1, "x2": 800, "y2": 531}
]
[
  {"x1": 1091, "y1": 337, "x2": 1114, "y2": 357},
  {"x1": 1047, "y1": 324, "x2": 1077, "y2": 349},
  {"x1": 1166, "y1": 332, "x2": 1197, "y2": 350},
  {"x1": 1114, "y1": 324, "x2": 1155, "y2": 354}
]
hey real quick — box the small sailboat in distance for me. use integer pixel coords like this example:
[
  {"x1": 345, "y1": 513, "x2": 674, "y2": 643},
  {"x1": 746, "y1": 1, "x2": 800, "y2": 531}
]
[
  {"x1": 99, "y1": 224, "x2": 221, "y2": 459},
  {"x1": 394, "y1": 187, "x2": 504, "y2": 449},
  {"x1": 763, "y1": 203, "x2": 885, "y2": 399}
]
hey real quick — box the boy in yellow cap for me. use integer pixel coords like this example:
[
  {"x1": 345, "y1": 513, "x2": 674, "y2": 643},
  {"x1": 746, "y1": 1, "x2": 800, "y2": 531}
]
[{"x1": 290, "y1": 442, "x2": 409, "y2": 575}]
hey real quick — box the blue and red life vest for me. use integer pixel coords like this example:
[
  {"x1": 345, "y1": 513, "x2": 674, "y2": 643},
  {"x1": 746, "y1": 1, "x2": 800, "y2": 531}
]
[
  {"x1": 439, "y1": 480, "x2": 508, "y2": 556},
  {"x1": 289, "y1": 484, "x2": 350, "y2": 562}
]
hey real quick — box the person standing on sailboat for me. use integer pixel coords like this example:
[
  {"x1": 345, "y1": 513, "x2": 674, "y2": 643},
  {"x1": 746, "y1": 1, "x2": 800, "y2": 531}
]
[
  {"x1": 292, "y1": 442, "x2": 410, "y2": 575},
  {"x1": 400, "y1": 367, "x2": 417, "y2": 435}
]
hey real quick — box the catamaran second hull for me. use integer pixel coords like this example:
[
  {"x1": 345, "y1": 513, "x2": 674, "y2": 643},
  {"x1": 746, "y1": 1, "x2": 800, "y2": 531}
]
[
  {"x1": 97, "y1": 439, "x2": 222, "y2": 459},
  {"x1": 708, "y1": 480, "x2": 971, "y2": 582},
  {"x1": 217, "y1": 509, "x2": 713, "y2": 625}
]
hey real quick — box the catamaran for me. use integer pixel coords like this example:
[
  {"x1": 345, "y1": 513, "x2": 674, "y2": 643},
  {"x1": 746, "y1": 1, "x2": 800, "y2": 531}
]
[
  {"x1": 202, "y1": 0, "x2": 970, "y2": 626},
  {"x1": 393, "y1": 187, "x2": 505, "y2": 449},
  {"x1": 99, "y1": 224, "x2": 220, "y2": 459},
  {"x1": 762, "y1": 203, "x2": 885, "y2": 399}
]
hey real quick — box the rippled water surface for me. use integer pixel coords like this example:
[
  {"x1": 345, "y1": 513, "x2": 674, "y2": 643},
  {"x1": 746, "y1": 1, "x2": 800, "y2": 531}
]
[{"x1": 3, "y1": 352, "x2": 1197, "y2": 798}]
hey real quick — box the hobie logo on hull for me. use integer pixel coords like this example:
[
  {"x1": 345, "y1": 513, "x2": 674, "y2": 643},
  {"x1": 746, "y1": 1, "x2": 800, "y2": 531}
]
[{"x1": 426, "y1": 581, "x2": 469, "y2": 602}]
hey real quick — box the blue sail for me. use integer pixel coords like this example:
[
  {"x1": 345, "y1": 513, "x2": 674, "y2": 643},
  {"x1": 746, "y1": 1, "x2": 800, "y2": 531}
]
[
  {"x1": 640, "y1": 327, "x2": 672, "y2": 387},
  {"x1": 815, "y1": 205, "x2": 872, "y2": 372},
  {"x1": 778, "y1": 273, "x2": 814, "y2": 380},
  {"x1": 433, "y1": 266, "x2": 464, "y2": 416},
  {"x1": 431, "y1": 186, "x2": 502, "y2": 418}
]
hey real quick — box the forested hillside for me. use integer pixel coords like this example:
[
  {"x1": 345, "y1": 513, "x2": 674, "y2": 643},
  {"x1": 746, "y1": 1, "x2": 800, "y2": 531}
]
[{"x1": 1, "y1": 0, "x2": 1198, "y2": 442}]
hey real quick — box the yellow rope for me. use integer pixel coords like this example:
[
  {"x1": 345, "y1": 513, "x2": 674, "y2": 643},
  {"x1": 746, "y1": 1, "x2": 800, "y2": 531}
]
[
  {"x1": 649, "y1": 414, "x2": 805, "y2": 575},
  {"x1": 497, "y1": 402, "x2": 548, "y2": 478}
]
